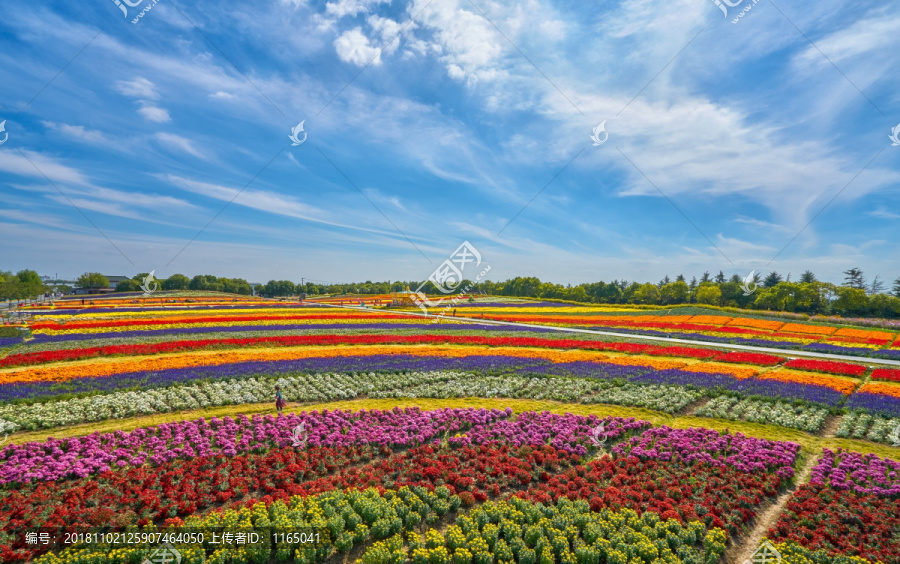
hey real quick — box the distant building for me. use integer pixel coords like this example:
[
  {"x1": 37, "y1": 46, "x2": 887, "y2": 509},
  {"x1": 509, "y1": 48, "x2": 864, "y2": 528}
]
[
  {"x1": 105, "y1": 276, "x2": 130, "y2": 288},
  {"x1": 73, "y1": 287, "x2": 115, "y2": 295}
]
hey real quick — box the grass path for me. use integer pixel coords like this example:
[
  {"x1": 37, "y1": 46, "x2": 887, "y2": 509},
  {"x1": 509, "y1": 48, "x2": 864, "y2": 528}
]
[{"x1": 6, "y1": 396, "x2": 900, "y2": 459}]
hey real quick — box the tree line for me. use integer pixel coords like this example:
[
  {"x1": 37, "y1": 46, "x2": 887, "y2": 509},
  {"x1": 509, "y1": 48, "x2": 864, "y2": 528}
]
[{"x1": 5, "y1": 267, "x2": 900, "y2": 318}]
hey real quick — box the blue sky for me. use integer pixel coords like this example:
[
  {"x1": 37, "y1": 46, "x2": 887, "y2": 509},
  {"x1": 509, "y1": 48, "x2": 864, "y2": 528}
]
[{"x1": 0, "y1": 0, "x2": 898, "y2": 285}]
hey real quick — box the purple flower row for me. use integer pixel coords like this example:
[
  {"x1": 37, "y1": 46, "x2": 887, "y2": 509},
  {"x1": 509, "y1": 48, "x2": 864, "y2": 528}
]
[
  {"x1": 516, "y1": 361, "x2": 650, "y2": 380},
  {"x1": 810, "y1": 448, "x2": 900, "y2": 497},
  {"x1": 26, "y1": 322, "x2": 553, "y2": 344},
  {"x1": 846, "y1": 392, "x2": 900, "y2": 418},
  {"x1": 0, "y1": 407, "x2": 511, "y2": 484},
  {"x1": 612, "y1": 426, "x2": 800, "y2": 478},
  {"x1": 448, "y1": 412, "x2": 651, "y2": 455}
]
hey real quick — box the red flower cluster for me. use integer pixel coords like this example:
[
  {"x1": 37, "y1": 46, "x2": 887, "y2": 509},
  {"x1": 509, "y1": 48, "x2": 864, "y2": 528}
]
[
  {"x1": 783, "y1": 359, "x2": 867, "y2": 377},
  {"x1": 0, "y1": 442, "x2": 578, "y2": 560},
  {"x1": 290, "y1": 444, "x2": 577, "y2": 503},
  {"x1": 0, "y1": 445, "x2": 381, "y2": 554},
  {"x1": 768, "y1": 483, "x2": 900, "y2": 563},
  {"x1": 715, "y1": 352, "x2": 785, "y2": 366},
  {"x1": 515, "y1": 455, "x2": 783, "y2": 537},
  {"x1": 871, "y1": 368, "x2": 900, "y2": 383}
]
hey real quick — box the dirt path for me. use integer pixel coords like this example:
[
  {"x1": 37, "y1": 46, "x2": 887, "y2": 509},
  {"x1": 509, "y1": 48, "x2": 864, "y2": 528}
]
[
  {"x1": 679, "y1": 397, "x2": 711, "y2": 416},
  {"x1": 725, "y1": 453, "x2": 819, "y2": 564},
  {"x1": 821, "y1": 414, "x2": 842, "y2": 438}
]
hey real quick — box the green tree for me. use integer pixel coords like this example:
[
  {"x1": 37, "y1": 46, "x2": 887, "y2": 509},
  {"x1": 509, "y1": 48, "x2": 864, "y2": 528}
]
[
  {"x1": 76, "y1": 272, "x2": 110, "y2": 289},
  {"x1": 893, "y1": 277, "x2": 900, "y2": 298},
  {"x1": 264, "y1": 280, "x2": 295, "y2": 297},
  {"x1": 14, "y1": 270, "x2": 47, "y2": 298},
  {"x1": 843, "y1": 268, "x2": 865, "y2": 289},
  {"x1": 694, "y1": 283, "x2": 721, "y2": 305},
  {"x1": 763, "y1": 271, "x2": 783, "y2": 288},
  {"x1": 832, "y1": 286, "x2": 869, "y2": 316},
  {"x1": 163, "y1": 274, "x2": 191, "y2": 290},
  {"x1": 660, "y1": 281, "x2": 689, "y2": 305},
  {"x1": 116, "y1": 279, "x2": 142, "y2": 292},
  {"x1": 868, "y1": 294, "x2": 900, "y2": 318},
  {"x1": 190, "y1": 275, "x2": 223, "y2": 292},
  {"x1": 221, "y1": 278, "x2": 252, "y2": 295},
  {"x1": 714, "y1": 271, "x2": 726, "y2": 284},
  {"x1": 868, "y1": 275, "x2": 885, "y2": 295},
  {"x1": 632, "y1": 283, "x2": 660, "y2": 305},
  {"x1": 800, "y1": 270, "x2": 816, "y2": 283}
]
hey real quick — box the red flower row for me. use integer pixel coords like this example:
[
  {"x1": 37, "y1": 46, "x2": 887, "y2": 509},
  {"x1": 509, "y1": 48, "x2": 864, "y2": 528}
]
[
  {"x1": 715, "y1": 352, "x2": 785, "y2": 366},
  {"x1": 871, "y1": 368, "x2": 900, "y2": 383},
  {"x1": 782, "y1": 359, "x2": 867, "y2": 377}
]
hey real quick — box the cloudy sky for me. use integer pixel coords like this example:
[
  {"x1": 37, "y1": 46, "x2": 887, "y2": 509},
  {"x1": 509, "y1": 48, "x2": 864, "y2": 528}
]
[{"x1": 0, "y1": 0, "x2": 898, "y2": 285}]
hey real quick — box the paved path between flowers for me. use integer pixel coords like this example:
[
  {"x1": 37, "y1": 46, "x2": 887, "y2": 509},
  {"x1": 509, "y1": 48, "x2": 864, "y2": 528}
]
[
  {"x1": 726, "y1": 452, "x2": 820, "y2": 564},
  {"x1": 310, "y1": 303, "x2": 900, "y2": 367}
]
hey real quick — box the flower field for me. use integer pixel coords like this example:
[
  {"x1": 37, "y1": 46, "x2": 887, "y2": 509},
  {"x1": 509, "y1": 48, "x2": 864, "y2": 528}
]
[{"x1": 2, "y1": 294, "x2": 900, "y2": 563}]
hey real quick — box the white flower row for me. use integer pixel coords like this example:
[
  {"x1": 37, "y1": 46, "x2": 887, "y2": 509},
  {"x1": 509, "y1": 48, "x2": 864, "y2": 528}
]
[
  {"x1": 836, "y1": 412, "x2": 900, "y2": 444},
  {"x1": 0, "y1": 371, "x2": 702, "y2": 433},
  {"x1": 695, "y1": 396, "x2": 829, "y2": 432},
  {"x1": 368, "y1": 375, "x2": 702, "y2": 413},
  {"x1": 0, "y1": 371, "x2": 452, "y2": 432}
]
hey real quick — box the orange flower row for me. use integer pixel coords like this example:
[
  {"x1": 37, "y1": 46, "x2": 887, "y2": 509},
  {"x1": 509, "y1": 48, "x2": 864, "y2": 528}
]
[
  {"x1": 832, "y1": 327, "x2": 895, "y2": 341},
  {"x1": 725, "y1": 318, "x2": 784, "y2": 330},
  {"x1": 758, "y1": 370, "x2": 859, "y2": 395},
  {"x1": 688, "y1": 315, "x2": 732, "y2": 325},
  {"x1": 0, "y1": 344, "x2": 623, "y2": 385},
  {"x1": 778, "y1": 323, "x2": 836, "y2": 336},
  {"x1": 857, "y1": 382, "x2": 900, "y2": 399}
]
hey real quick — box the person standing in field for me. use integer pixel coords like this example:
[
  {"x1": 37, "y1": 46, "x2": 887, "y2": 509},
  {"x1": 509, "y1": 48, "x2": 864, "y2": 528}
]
[{"x1": 275, "y1": 386, "x2": 285, "y2": 412}]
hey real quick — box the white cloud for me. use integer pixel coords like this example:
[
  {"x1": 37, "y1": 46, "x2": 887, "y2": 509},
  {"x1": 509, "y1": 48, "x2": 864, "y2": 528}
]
[
  {"x1": 209, "y1": 91, "x2": 235, "y2": 100},
  {"x1": 410, "y1": 0, "x2": 506, "y2": 84},
  {"x1": 334, "y1": 27, "x2": 382, "y2": 66},
  {"x1": 137, "y1": 104, "x2": 171, "y2": 123},
  {"x1": 41, "y1": 121, "x2": 108, "y2": 144},
  {"x1": 0, "y1": 150, "x2": 90, "y2": 185},
  {"x1": 325, "y1": 0, "x2": 389, "y2": 19},
  {"x1": 114, "y1": 77, "x2": 159, "y2": 100},
  {"x1": 868, "y1": 206, "x2": 900, "y2": 220},
  {"x1": 154, "y1": 132, "x2": 206, "y2": 159}
]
